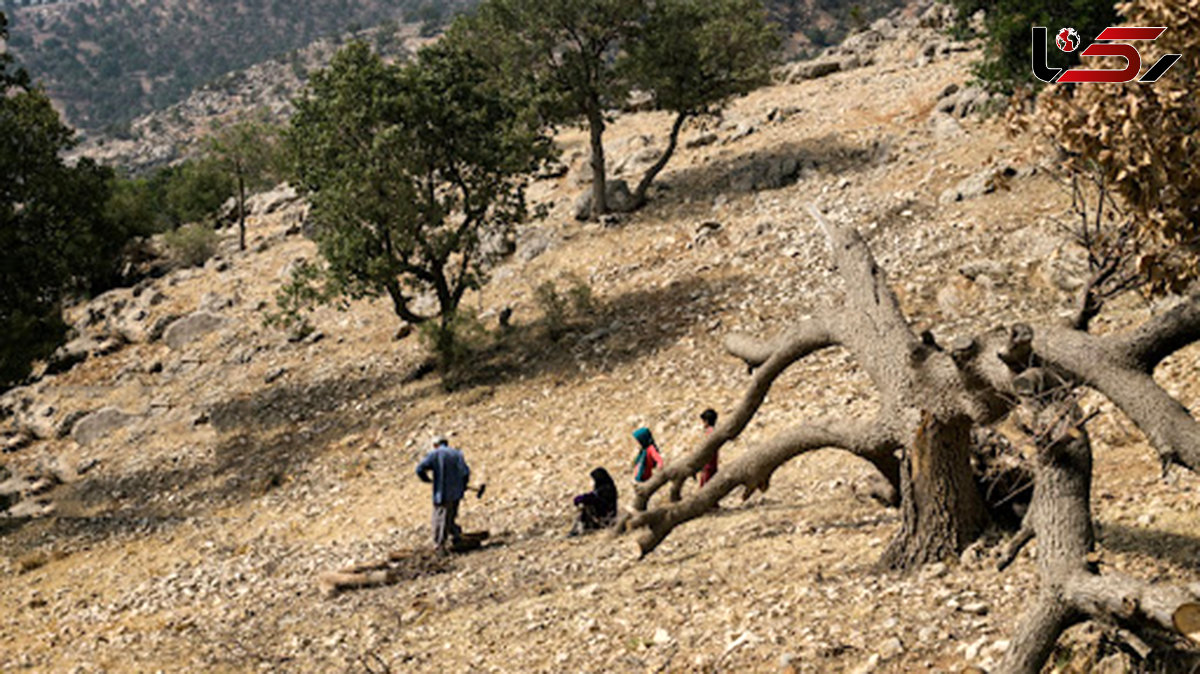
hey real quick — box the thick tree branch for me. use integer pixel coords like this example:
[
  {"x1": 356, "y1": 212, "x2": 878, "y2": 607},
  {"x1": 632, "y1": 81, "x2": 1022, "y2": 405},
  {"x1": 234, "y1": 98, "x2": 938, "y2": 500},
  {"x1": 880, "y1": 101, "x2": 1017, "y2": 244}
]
[
  {"x1": 808, "y1": 206, "x2": 920, "y2": 400},
  {"x1": 632, "y1": 110, "x2": 689, "y2": 208},
  {"x1": 1114, "y1": 293, "x2": 1200, "y2": 372},
  {"x1": 998, "y1": 399, "x2": 1200, "y2": 673},
  {"x1": 1035, "y1": 316, "x2": 1200, "y2": 473},
  {"x1": 626, "y1": 418, "x2": 898, "y2": 556},
  {"x1": 630, "y1": 319, "x2": 837, "y2": 510}
]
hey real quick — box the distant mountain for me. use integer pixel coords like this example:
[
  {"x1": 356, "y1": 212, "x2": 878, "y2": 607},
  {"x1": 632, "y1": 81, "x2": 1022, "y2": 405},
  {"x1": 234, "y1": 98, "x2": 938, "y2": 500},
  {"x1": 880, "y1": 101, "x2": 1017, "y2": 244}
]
[
  {"x1": 768, "y1": 0, "x2": 915, "y2": 57},
  {"x1": 1, "y1": 0, "x2": 468, "y2": 134},
  {"x1": 66, "y1": 21, "x2": 430, "y2": 173}
]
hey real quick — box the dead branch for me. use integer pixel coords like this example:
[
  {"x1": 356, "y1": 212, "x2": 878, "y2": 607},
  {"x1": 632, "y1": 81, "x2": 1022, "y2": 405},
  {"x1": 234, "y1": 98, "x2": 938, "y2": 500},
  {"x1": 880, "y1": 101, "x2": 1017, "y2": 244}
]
[
  {"x1": 631, "y1": 320, "x2": 838, "y2": 510},
  {"x1": 1034, "y1": 299, "x2": 1200, "y2": 473},
  {"x1": 626, "y1": 417, "x2": 897, "y2": 556},
  {"x1": 997, "y1": 397, "x2": 1200, "y2": 673}
]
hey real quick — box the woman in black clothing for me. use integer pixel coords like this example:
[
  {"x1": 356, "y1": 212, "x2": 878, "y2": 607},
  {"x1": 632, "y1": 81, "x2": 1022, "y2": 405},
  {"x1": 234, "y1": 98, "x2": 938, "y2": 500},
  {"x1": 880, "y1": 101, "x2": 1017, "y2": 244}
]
[{"x1": 569, "y1": 467, "x2": 618, "y2": 535}]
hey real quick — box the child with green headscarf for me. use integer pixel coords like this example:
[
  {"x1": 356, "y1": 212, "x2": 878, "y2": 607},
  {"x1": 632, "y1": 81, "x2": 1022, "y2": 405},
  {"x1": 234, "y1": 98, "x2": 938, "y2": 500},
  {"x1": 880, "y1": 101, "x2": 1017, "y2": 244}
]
[{"x1": 631, "y1": 427, "x2": 664, "y2": 482}]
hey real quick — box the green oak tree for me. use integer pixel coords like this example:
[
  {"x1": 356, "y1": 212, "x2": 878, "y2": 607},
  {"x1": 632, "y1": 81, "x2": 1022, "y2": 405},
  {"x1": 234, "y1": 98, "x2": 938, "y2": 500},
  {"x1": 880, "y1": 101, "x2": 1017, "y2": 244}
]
[
  {"x1": 454, "y1": 0, "x2": 643, "y2": 219},
  {"x1": 285, "y1": 40, "x2": 550, "y2": 364},
  {"x1": 0, "y1": 12, "x2": 125, "y2": 387},
  {"x1": 208, "y1": 113, "x2": 285, "y2": 250},
  {"x1": 455, "y1": 0, "x2": 778, "y2": 215},
  {"x1": 623, "y1": 0, "x2": 778, "y2": 207}
]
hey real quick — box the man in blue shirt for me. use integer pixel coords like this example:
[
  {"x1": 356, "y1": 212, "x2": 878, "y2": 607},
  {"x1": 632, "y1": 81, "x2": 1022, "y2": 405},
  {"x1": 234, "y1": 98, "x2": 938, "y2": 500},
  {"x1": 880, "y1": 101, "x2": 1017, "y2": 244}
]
[{"x1": 416, "y1": 435, "x2": 470, "y2": 550}]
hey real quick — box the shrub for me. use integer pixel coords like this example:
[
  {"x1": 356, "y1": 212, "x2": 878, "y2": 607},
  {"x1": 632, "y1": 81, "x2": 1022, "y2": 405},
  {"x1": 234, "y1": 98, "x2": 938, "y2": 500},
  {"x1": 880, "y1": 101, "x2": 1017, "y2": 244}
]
[
  {"x1": 949, "y1": 0, "x2": 1118, "y2": 93},
  {"x1": 418, "y1": 308, "x2": 486, "y2": 376},
  {"x1": 163, "y1": 223, "x2": 219, "y2": 267},
  {"x1": 535, "y1": 280, "x2": 569, "y2": 341},
  {"x1": 1014, "y1": 0, "x2": 1200, "y2": 295},
  {"x1": 535, "y1": 273, "x2": 595, "y2": 340}
]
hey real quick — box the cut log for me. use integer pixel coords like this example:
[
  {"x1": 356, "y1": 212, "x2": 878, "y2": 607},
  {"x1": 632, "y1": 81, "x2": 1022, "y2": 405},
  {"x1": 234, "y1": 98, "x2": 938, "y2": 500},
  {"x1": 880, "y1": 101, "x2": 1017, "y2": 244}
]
[{"x1": 1175, "y1": 603, "x2": 1200, "y2": 645}]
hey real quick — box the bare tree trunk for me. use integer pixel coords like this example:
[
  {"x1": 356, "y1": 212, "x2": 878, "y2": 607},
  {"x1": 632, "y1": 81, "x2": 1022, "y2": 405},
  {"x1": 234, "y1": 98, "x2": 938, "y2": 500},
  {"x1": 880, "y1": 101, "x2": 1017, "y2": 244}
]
[
  {"x1": 632, "y1": 111, "x2": 688, "y2": 209},
  {"x1": 997, "y1": 399, "x2": 1200, "y2": 673},
  {"x1": 624, "y1": 208, "x2": 1200, "y2": 591},
  {"x1": 882, "y1": 413, "x2": 989, "y2": 569},
  {"x1": 237, "y1": 169, "x2": 247, "y2": 251},
  {"x1": 587, "y1": 106, "x2": 608, "y2": 220}
]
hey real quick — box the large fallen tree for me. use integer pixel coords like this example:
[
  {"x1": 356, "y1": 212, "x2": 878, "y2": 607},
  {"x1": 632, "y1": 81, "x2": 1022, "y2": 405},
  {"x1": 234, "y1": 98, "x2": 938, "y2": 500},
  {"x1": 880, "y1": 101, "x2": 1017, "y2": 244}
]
[{"x1": 620, "y1": 205, "x2": 1200, "y2": 671}]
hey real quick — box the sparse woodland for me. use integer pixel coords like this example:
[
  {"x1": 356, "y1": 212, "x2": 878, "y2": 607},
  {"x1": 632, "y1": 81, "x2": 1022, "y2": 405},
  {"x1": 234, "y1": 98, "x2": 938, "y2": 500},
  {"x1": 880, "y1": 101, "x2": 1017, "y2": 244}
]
[{"x1": 1, "y1": 0, "x2": 1199, "y2": 672}]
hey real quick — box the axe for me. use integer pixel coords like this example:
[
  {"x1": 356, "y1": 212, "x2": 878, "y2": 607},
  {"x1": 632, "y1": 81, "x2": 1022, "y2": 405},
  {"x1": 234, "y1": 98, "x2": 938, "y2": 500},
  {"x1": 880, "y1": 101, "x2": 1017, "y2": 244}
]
[{"x1": 467, "y1": 483, "x2": 487, "y2": 499}]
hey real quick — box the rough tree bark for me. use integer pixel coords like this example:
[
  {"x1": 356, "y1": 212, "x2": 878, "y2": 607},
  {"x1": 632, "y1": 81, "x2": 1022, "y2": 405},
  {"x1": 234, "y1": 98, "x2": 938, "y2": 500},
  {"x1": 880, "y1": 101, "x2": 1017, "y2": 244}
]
[
  {"x1": 587, "y1": 104, "x2": 608, "y2": 220},
  {"x1": 995, "y1": 396, "x2": 1200, "y2": 673},
  {"x1": 625, "y1": 207, "x2": 1014, "y2": 568},
  {"x1": 631, "y1": 111, "x2": 688, "y2": 209},
  {"x1": 622, "y1": 208, "x2": 1200, "y2": 586}
]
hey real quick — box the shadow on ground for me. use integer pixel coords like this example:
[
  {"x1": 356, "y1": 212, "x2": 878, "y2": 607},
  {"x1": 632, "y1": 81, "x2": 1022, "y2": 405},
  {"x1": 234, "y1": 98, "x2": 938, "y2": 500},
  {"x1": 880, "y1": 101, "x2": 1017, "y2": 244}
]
[
  {"x1": 649, "y1": 133, "x2": 883, "y2": 211},
  {"x1": 458, "y1": 273, "x2": 743, "y2": 389},
  {"x1": 1, "y1": 366, "x2": 437, "y2": 554},
  {"x1": 1099, "y1": 521, "x2": 1200, "y2": 570}
]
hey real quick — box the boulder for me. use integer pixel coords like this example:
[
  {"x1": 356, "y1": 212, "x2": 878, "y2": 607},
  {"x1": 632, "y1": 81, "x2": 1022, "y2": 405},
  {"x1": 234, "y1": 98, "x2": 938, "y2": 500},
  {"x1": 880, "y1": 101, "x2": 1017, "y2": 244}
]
[
  {"x1": 685, "y1": 132, "x2": 719, "y2": 149},
  {"x1": 940, "y1": 165, "x2": 1019, "y2": 203},
  {"x1": 572, "y1": 179, "x2": 634, "y2": 221},
  {"x1": 245, "y1": 183, "x2": 300, "y2": 216},
  {"x1": 728, "y1": 152, "x2": 803, "y2": 192},
  {"x1": 148, "y1": 313, "x2": 183, "y2": 343},
  {"x1": 781, "y1": 59, "x2": 841, "y2": 83},
  {"x1": 0, "y1": 471, "x2": 18, "y2": 512},
  {"x1": 518, "y1": 228, "x2": 553, "y2": 262},
  {"x1": 163, "y1": 312, "x2": 227, "y2": 350},
  {"x1": 71, "y1": 407, "x2": 134, "y2": 446},
  {"x1": 935, "y1": 85, "x2": 993, "y2": 118},
  {"x1": 18, "y1": 403, "x2": 60, "y2": 440},
  {"x1": 198, "y1": 292, "x2": 234, "y2": 313},
  {"x1": 43, "y1": 339, "x2": 92, "y2": 376}
]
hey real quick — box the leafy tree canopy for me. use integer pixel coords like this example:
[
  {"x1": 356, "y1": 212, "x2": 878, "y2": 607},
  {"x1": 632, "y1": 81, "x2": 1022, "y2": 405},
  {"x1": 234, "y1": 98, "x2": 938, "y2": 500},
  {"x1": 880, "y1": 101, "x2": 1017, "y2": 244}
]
[
  {"x1": 0, "y1": 12, "x2": 126, "y2": 387},
  {"x1": 285, "y1": 39, "x2": 551, "y2": 360},
  {"x1": 950, "y1": 0, "x2": 1119, "y2": 93}
]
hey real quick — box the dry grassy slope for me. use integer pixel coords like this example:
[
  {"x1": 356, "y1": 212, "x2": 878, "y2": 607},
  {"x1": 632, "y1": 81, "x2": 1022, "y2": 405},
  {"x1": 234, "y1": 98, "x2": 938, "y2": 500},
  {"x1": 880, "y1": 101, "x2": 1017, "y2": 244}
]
[{"x1": 2, "y1": 35, "x2": 1199, "y2": 674}]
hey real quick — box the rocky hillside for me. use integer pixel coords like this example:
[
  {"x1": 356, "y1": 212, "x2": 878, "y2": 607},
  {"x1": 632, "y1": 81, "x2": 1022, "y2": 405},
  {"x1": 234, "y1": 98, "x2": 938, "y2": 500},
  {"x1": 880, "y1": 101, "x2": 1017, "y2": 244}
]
[
  {"x1": 64, "y1": 21, "x2": 432, "y2": 172},
  {"x1": 3, "y1": 0, "x2": 463, "y2": 134},
  {"x1": 61, "y1": 0, "x2": 923, "y2": 174},
  {"x1": 2, "y1": 4, "x2": 1199, "y2": 673}
]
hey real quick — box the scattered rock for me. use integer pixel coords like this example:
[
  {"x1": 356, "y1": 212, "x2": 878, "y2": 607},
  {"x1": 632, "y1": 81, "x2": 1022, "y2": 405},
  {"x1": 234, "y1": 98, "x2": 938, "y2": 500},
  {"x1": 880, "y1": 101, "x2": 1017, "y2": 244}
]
[
  {"x1": 245, "y1": 183, "x2": 300, "y2": 216},
  {"x1": 725, "y1": 122, "x2": 756, "y2": 143},
  {"x1": 780, "y1": 59, "x2": 841, "y2": 83},
  {"x1": 959, "y1": 259, "x2": 1008, "y2": 281},
  {"x1": 939, "y1": 165, "x2": 1018, "y2": 203},
  {"x1": 44, "y1": 340, "x2": 90, "y2": 376},
  {"x1": 163, "y1": 312, "x2": 228, "y2": 350},
  {"x1": 935, "y1": 85, "x2": 992, "y2": 119},
  {"x1": 148, "y1": 313, "x2": 184, "y2": 343},
  {"x1": 519, "y1": 229, "x2": 553, "y2": 262},
  {"x1": 535, "y1": 161, "x2": 569, "y2": 180},
  {"x1": 264, "y1": 367, "x2": 287, "y2": 384},
  {"x1": 728, "y1": 152, "x2": 802, "y2": 192},
  {"x1": 959, "y1": 601, "x2": 990, "y2": 616},
  {"x1": 2, "y1": 432, "x2": 32, "y2": 454},
  {"x1": 72, "y1": 407, "x2": 134, "y2": 446},
  {"x1": 572, "y1": 179, "x2": 635, "y2": 221},
  {"x1": 198, "y1": 292, "x2": 234, "y2": 313},
  {"x1": 685, "y1": 132, "x2": 719, "y2": 149},
  {"x1": 878, "y1": 636, "x2": 904, "y2": 661},
  {"x1": 56, "y1": 409, "x2": 91, "y2": 439},
  {"x1": 76, "y1": 458, "x2": 101, "y2": 475}
]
